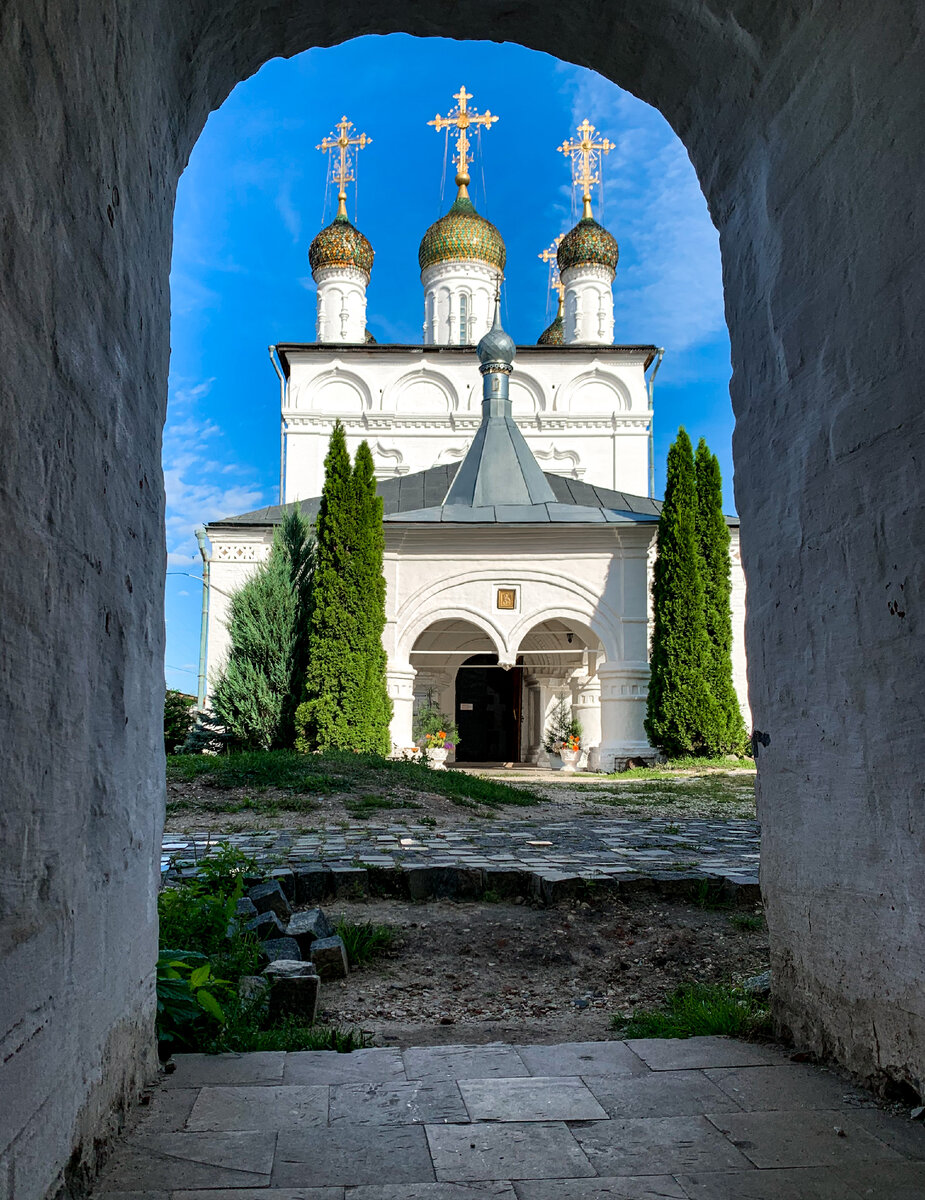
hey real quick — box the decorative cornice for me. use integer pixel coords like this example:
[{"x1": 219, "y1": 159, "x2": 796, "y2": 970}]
[{"x1": 283, "y1": 413, "x2": 652, "y2": 431}]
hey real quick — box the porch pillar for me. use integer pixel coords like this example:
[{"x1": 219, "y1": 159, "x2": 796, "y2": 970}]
[
  {"x1": 524, "y1": 671, "x2": 569, "y2": 766},
  {"x1": 597, "y1": 660, "x2": 653, "y2": 771},
  {"x1": 572, "y1": 672, "x2": 602, "y2": 771},
  {"x1": 386, "y1": 663, "x2": 417, "y2": 755}
]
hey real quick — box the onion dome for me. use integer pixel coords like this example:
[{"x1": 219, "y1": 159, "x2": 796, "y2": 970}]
[
  {"x1": 477, "y1": 299, "x2": 515, "y2": 370},
  {"x1": 419, "y1": 179, "x2": 506, "y2": 274},
  {"x1": 309, "y1": 197, "x2": 374, "y2": 277},
  {"x1": 537, "y1": 296, "x2": 565, "y2": 345},
  {"x1": 557, "y1": 205, "x2": 619, "y2": 275}
]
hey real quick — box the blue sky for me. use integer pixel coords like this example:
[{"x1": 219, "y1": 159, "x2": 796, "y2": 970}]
[{"x1": 164, "y1": 34, "x2": 734, "y2": 692}]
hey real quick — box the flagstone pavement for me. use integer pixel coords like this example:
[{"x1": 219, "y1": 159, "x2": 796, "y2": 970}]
[
  {"x1": 93, "y1": 1037, "x2": 925, "y2": 1198},
  {"x1": 162, "y1": 817, "x2": 760, "y2": 895}
]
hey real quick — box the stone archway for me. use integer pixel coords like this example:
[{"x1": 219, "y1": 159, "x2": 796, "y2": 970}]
[{"x1": 2, "y1": 6, "x2": 923, "y2": 1197}]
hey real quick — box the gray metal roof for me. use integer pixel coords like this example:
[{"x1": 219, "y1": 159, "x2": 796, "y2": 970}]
[{"x1": 207, "y1": 465, "x2": 673, "y2": 529}]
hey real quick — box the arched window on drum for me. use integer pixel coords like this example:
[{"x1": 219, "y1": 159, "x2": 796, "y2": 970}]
[{"x1": 459, "y1": 292, "x2": 469, "y2": 345}]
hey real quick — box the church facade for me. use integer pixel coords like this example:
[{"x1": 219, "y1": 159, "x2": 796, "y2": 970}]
[{"x1": 202, "y1": 101, "x2": 748, "y2": 770}]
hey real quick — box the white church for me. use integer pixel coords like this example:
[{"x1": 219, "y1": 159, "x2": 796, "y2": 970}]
[{"x1": 202, "y1": 96, "x2": 748, "y2": 770}]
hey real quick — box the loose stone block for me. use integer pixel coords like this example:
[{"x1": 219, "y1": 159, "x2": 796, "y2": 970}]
[
  {"x1": 261, "y1": 937, "x2": 301, "y2": 963},
  {"x1": 238, "y1": 975, "x2": 271, "y2": 1003},
  {"x1": 405, "y1": 864, "x2": 485, "y2": 901},
  {"x1": 287, "y1": 907, "x2": 334, "y2": 953},
  {"x1": 247, "y1": 880, "x2": 292, "y2": 922},
  {"x1": 246, "y1": 911, "x2": 288, "y2": 941},
  {"x1": 294, "y1": 865, "x2": 334, "y2": 904},
  {"x1": 309, "y1": 935, "x2": 349, "y2": 980},
  {"x1": 234, "y1": 897, "x2": 258, "y2": 921},
  {"x1": 330, "y1": 864, "x2": 368, "y2": 898},
  {"x1": 269, "y1": 867, "x2": 296, "y2": 899},
  {"x1": 263, "y1": 959, "x2": 320, "y2": 1022}
]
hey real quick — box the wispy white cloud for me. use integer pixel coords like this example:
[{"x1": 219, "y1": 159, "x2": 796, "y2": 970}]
[
  {"x1": 557, "y1": 67, "x2": 726, "y2": 353},
  {"x1": 163, "y1": 377, "x2": 268, "y2": 568}
]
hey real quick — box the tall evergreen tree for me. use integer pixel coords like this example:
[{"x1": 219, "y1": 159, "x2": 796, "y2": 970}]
[
  {"x1": 645, "y1": 428, "x2": 722, "y2": 756},
  {"x1": 278, "y1": 506, "x2": 314, "y2": 746},
  {"x1": 695, "y1": 439, "x2": 748, "y2": 753},
  {"x1": 295, "y1": 424, "x2": 392, "y2": 753},
  {"x1": 211, "y1": 506, "x2": 312, "y2": 750},
  {"x1": 351, "y1": 440, "x2": 393, "y2": 752}
]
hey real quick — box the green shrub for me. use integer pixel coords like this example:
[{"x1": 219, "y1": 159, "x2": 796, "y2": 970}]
[
  {"x1": 156, "y1": 949, "x2": 231, "y2": 1051},
  {"x1": 164, "y1": 690, "x2": 196, "y2": 754},
  {"x1": 612, "y1": 982, "x2": 771, "y2": 1040},
  {"x1": 543, "y1": 696, "x2": 581, "y2": 754}
]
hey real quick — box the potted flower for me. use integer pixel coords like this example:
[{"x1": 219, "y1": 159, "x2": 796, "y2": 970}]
[
  {"x1": 543, "y1": 697, "x2": 582, "y2": 771},
  {"x1": 413, "y1": 701, "x2": 460, "y2": 771}
]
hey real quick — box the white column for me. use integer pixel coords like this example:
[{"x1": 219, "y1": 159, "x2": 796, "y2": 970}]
[
  {"x1": 314, "y1": 265, "x2": 369, "y2": 343},
  {"x1": 524, "y1": 671, "x2": 570, "y2": 766},
  {"x1": 386, "y1": 664, "x2": 416, "y2": 755},
  {"x1": 571, "y1": 673, "x2": 602, "y2": 771},
  {"x1": 597, "y1": 660, "x2": 653, "y2": 770},
  {"x1": 560, "y1": 263, "x2": 615, "y2": 346}
]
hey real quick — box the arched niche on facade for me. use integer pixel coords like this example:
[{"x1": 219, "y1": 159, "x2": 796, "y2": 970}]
[
  {"x1": 510, "y1": 371, "x2": 545, "y2": 418},
  {"x1": 559, "y1": 370, "x2": 631, "y2": 414},
  {"x1": 301, "y1": 368, "x2": 372, "y2": 413},
  {"x1": 386, "y1": 369, "x2": 458, "y2": 415}
]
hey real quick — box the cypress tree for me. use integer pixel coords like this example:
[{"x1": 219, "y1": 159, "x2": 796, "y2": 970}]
[
  {"x1": 295, "y1": 425, "x2": 391, "y2": 753},
  {"x1": 694, "y1": 439, "x2": 748, "y2": 753},
  {"x1": 645, "y1": 427, "x2": 722, "y2": 756},
  {"x1": 351, "y1": 440, "x2": 393, "y2": 753},
  {"x1": 278, "y1": 506, "x2": 314, "y2": 747},
  {"x1": 211, "y1": 510, "x2": 310, "y2": 750}
]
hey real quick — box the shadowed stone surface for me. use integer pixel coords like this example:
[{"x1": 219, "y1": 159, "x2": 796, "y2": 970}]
[
  {"x1": 706, "y1": 1109, "x2": 905, "y2": 1169},
  {"x1": 625, "y1": 1038, "x2": 785, "y2": 1071},
  {"x1": 283, "y1": 1048, "x2": 405, "y2": 1086},
  {"x1": 349, "y1": 1186, "x2": 516, "y2": 1199},
  {"x1": 569, "y1": 1115, "x2": 754, "y2": 1176},
  {"x1": 835, "y1": 1162, "x2": 925, "y2": 1198},
  {"x1": 514, "y1": 1180, "x2": 688, "y2": 1199},
  {"x1": 329, "y1": 1079, "x2": 468, "y2": 1126},
  {"x1": 679, "y1": 1168, "x2": 871, "y2": 1199},
  {"x1": 426, "y1": 1121, "x2": 595, "y2": 1182},
  {"x1": 274, "y1": 1125, "x2": 435, "y2": 1187},
  {"x1": 516, "y1": 1040, "x2": 647, "y2": 1078},
  {"x1": 186, "y1": 1085, "x2": 329, "y2": 1131},
  {"x1": 95, "y1": 1132, "x2": 274, "y2": 1191},
  {"x1": 404, "y1": 1045, "x2": 530, "y2": 1082},
  {"x1": 458, "y1": 1076, "x2": 608, "y2": 1122},
  {"x1": 584, "y1": 1070, "x2": 741, "y2": 1118},
  {"x1": 164, "y1": 1053, "x2": 285, "y2": 1088},
  {"x1": 704, "y1": 1064, "x2": 869, "y2": 1111}
]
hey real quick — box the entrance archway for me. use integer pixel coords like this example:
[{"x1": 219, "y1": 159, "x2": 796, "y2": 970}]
[
  {"x1": 3, "y1": 7, "x2": 923, "y2": 1195},
  {"x1": 454, "y1": 654, "x2": 523, "y2": 764}
]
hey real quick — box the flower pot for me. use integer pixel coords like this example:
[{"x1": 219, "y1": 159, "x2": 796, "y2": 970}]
[
  {"x1": 559, "y1": 748, "x2": 580, "y2": 772},
  {"x1": 426, "y1": 747, "x2": 448, "y2": 770}
]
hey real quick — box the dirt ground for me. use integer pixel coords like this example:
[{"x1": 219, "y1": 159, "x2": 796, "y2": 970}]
[
  {"x1": 164, "y1": 770, "x2": 757, "y2": 833},
  {"x1": 314, "y1": 892, "x2": 770, "y2": 1048}
]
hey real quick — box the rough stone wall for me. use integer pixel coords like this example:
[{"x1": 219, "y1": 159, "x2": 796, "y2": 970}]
[{"x1": 0, "y1": 3, "x2": 922, "y2": 1197}]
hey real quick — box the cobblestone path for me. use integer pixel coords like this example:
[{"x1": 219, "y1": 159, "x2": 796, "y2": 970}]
[{"x1": 163, "y1": 817, "x2": 760, "y2": 894}]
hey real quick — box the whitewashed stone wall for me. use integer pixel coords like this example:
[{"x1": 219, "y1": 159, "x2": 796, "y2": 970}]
[{"x1": 280, "y1": 345, "x2": 654, "y2": 500}]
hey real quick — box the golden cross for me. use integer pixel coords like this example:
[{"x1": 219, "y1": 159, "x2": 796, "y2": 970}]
[
  {"x1": 428, "y1": 86, "x2": 499, "y2": 197},
  {"x1": 317, "y1": 116, "x2": 372, "y2": 218},
  {"x1": 539, "y1": 235, "x2": 565, "y2": 300},
  {"x1": 557, "y1": 118, "x2": 615, "y2": 219}
]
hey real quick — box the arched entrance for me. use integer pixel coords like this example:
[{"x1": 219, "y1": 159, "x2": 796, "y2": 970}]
[
  {"x1": 454, "y1": 654, "x2": 523, "y2": 764},
  {"x1": 3, "y1": 7, "x2": 924, "y2": 1195}
]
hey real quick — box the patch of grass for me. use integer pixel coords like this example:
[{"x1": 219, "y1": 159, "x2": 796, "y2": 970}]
[
  {"x1": 728, "y1": 911, "x2": 765, "y2": 932},
  {"x1": 167, "y1": 750, "x2": 539, "y2": 811},
  {"x1": 210, "y1": 1004, "x2": 374, "y2": 1053},
  {"x1": 344, "y1": 795, "x2": 422, "y2": 820},
  {"x1": 604, "y1": 755, "x2": 755, "y2": 780},
  {"x1": 612, "y1": 982, "x2": 771, "y2": 1041},
  {"x1": 335, "y1": 918, "x2": 396, "y2": 966}
]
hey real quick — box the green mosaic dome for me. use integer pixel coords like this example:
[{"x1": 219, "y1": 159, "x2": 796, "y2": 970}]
[
  {"x1": 419, "y1": 194, "x2": 506, "y2": 273},
  {"x1": 537, "y1": 312, "x2": 564, "y2": 345},
  {"x1": 309, "y1": 213, "x2": 374, "y2": 277},
  {"x1": 557, "y1": 216, "x2": 619, "y2": 274}
]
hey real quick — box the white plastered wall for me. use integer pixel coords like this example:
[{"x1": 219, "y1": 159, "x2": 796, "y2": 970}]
[{"x1": 282, "y1": 346, "x2": 653, "y2": 501}]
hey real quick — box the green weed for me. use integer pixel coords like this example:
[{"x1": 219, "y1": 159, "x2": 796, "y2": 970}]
[
  {"x1": 692, "y1": 879, "x2": 734, "y2": 910},
  {"x1": 335, "y1": 918, "x2": 396, "y2": 966},
  {"x1": 612, "y1": 982, "x2": 771, "y2": 1040},
  {"x1": 728, "y1": 911, "x2": 765, "y2": 932}
]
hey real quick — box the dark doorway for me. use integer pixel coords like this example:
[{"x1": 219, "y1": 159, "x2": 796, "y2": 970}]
[{"x1": 455, "y1": 655, "x2": 522, "y2": 763}]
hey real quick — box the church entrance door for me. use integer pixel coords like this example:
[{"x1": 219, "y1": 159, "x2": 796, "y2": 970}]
[{"x1": 455, "y1": 655, "x2": 522, "y2": 763}]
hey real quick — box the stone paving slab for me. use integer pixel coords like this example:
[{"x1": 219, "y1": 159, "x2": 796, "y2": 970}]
[
  {"x1": 458, "y1": 1076, "x2": 608, "y2": 1122},
  {"x1": 91, "y1": 1038, "x2": 923, "y2": 1199},
  {"x1": 161, "y1": 816, "x2": 760, "y2": 899}
]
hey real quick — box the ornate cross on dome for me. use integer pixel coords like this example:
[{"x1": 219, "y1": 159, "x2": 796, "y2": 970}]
[
  {"x1": 539, "y1": 234, "x2": 565, "y2": 301},
  {"x1": 428, "y1": 86, "x2": 499, "y2": 198},
  {"x1": 557, "y1": 118, "x2": 615, "y2": 219},
  {"x1": 316, "y1": 116, "x2": 372, "y2": 219}
]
